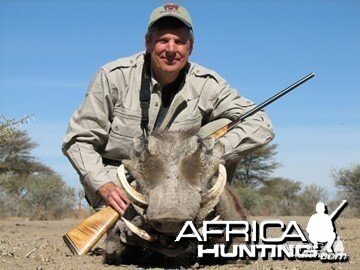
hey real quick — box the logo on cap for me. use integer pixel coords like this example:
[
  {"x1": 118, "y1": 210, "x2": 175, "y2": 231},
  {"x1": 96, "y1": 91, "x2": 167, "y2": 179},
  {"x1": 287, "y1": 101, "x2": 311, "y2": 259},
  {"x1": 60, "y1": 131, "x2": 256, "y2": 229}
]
[{"x1": 164, "y1": 3, "x2": 179, "y2": 12}]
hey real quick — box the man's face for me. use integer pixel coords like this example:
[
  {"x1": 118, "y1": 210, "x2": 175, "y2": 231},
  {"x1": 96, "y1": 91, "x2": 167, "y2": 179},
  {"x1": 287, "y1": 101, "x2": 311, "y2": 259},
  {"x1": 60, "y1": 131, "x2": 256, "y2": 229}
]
[{"x1": 146, "y1": 27, "x2": 193, "y2": 77}]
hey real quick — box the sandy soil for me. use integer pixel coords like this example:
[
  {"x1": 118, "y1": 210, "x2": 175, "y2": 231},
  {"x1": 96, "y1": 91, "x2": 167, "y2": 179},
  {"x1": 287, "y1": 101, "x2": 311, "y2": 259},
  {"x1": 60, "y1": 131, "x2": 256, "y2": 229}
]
[{"x1": 0, "y1": 216, "x2": 359, "y2": 269}]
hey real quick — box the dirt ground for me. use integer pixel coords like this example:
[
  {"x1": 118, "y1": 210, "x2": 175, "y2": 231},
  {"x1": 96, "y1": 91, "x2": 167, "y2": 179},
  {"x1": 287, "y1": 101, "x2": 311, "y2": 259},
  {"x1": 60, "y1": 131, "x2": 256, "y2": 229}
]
[{"x1": 0, "y1": 216, "x2": 359, "y2": 270}]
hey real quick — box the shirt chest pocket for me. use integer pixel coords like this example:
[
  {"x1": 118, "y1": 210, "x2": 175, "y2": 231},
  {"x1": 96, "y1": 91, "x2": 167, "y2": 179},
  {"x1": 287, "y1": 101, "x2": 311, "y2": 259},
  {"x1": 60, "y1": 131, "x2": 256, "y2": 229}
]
[
  {"x1": 167, "y1": 95, "x2": 203, "y2": 131},
  {"x1": 111, "y1": 107, "x2": 143, "y2": 137},
  {"x1": 105, "y1": 107, "x2": 143, "y2": 160},
  {"x1": 169, "y1": 112, "x2": 203, "y2": 131}
]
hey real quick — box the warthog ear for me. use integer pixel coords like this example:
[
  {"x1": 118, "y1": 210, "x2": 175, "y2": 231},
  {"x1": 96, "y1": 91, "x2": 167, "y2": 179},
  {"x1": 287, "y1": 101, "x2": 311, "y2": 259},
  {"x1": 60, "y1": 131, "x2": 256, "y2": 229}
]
[
  {"x1": 212, "y1": 140, "x2": 225, "y2": 158},
  {"x1": 147, "y1": 136, "x2": 158, "y2": 155},
  {"x1": 201, "y1": 137, "x2": 215, "y2": 151},
  {"x1": 133, "y1": 135, "x2": 147, "y2": 155},
  {"x1": 189, "y1": 136, "x2": 201, "y2": 154},
  {"x1": 201, "y1": 138, "x2": 225, "y2": 158}
]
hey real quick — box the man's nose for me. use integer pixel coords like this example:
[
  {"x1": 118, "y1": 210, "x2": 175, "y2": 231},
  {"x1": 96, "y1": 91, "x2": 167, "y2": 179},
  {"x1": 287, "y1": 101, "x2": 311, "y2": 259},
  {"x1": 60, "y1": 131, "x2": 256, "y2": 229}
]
[{"x1": 165, "y1": 40, "x2": 176, "y2": 54}]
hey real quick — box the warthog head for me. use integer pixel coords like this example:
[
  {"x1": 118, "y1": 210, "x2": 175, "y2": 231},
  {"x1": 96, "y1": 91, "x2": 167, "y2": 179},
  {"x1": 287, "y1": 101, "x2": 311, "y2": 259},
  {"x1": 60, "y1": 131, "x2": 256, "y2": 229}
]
[{"x1": 119, "y1": 130, "x2": 226, "y2": 235}]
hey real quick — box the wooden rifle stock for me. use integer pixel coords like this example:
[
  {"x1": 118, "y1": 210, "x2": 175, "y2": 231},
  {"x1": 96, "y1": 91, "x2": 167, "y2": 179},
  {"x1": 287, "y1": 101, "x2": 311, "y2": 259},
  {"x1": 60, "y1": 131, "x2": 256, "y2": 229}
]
[
  {"x1": 63, "y1": 72, "x2": 315, "y2": 255},
  {"x1": 63, "y1": 206, "x2": 119, "y2": 255}
]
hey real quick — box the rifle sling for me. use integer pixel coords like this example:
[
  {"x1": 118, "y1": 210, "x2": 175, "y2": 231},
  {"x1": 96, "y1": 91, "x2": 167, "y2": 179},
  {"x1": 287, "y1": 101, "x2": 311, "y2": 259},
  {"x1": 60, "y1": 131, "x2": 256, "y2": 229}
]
[{"x1": 140, "y1": 54, "x2": 151, "y2": 136}]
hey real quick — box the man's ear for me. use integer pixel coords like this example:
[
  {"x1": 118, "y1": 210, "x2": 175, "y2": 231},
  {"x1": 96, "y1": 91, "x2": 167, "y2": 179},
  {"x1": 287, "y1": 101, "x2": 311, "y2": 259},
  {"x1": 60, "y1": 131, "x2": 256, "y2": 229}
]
[
  {"x1": 145, "y1": 35, "x2": 154, "y2": 53},
  {"x1": 145, "y1": 40, "x2": 151, "y2": 53},
  {"x1": 189, "y1": 40, "x2": 193, "y2": 55}
]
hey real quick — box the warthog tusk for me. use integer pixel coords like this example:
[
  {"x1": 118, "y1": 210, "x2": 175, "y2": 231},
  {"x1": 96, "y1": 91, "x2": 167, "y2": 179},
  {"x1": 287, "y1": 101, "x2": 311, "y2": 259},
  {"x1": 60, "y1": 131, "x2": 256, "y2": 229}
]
[
  {"x1": 117, "y1": 165, "x2": 148, "y2": 208},
  {"x1": 121, "y1": 217, "x2": 157, "y2": 242},
  {"x1": 200, "y1": 164, "x2": 227, "y2": 206}
]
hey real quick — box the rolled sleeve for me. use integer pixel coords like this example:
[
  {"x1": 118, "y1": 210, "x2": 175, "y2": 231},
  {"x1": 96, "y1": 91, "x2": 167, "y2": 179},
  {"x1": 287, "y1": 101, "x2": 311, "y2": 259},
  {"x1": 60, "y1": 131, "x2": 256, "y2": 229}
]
[{"x1": 62, "y1": 69, "x2": 116, "y2": 192}]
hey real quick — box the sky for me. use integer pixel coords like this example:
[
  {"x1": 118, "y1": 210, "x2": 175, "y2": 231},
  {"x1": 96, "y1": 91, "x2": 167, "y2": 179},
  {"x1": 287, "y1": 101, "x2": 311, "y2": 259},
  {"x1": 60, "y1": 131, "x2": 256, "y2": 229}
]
[{"x1": 0, "y1": 0, "x2": 359, "y2": 197}]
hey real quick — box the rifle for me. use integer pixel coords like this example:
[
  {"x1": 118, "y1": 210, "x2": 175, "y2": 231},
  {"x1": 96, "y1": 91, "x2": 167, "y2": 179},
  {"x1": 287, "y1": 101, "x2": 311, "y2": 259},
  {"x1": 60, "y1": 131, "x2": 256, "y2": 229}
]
[
  {"x1": 207, "y1": 72, "x2": 315, "y2": 139},
  {"x1": 330, "y1": 200, "x2": 347, "y2": 220},
  {"x1": 63, "y1": 72, "x2": 315, "y2": 255}
]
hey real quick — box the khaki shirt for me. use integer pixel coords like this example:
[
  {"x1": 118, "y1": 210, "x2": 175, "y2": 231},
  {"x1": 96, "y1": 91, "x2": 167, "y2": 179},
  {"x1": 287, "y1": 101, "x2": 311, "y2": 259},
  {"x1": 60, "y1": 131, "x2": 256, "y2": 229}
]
[{"x1": 62, "y1": 52, "x2": 274, "y2": 207}]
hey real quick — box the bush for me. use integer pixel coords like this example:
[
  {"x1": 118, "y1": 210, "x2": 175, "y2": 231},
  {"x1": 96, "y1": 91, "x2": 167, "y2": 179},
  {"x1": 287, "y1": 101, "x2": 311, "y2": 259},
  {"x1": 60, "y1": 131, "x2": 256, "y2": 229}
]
[
  {"x1": 297, "y1": 184, "x2": 328, "y2": 215},
  {"x1": 259, "y1": 177, "x2": 302, "y2": 216},
  {"x1": 232, "y1": 184, "x2": 263, "y2": 215},
  {"x1": 0, "y1": 172, "x2": 75, "y2": 219},
  {"x1": 232, "y1": 177, "x2": 330, "y2": 216},
  {"x1": 332, "y1": 164, "x2": 360, "y2": 217}
]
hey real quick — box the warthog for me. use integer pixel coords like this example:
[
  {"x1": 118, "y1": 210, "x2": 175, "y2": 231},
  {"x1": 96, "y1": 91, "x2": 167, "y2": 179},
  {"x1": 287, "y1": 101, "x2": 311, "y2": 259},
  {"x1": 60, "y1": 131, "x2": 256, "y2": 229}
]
[{"x1": 104, "y1": 130, "x2": 246, "y2": 266}]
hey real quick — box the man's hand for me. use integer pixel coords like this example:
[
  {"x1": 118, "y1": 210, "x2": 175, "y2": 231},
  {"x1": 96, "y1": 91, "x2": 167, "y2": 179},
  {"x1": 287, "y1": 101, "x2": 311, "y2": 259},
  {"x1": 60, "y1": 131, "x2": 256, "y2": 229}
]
[{"x1": 98, "y1": 182, "x2": 130, "y2": 215}]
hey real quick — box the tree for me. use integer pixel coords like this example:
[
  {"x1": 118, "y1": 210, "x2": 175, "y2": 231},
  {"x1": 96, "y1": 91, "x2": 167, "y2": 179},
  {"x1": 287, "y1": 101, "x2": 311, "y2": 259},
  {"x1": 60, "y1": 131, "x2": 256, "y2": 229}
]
[
  {"x1": 26, "y1": 173, "x2": 75, "y2": 220},
  {"x1": 297, "y1": 184, "x2": 328, "y2": 215},
  {"x1": 232, "y1": 184, "x2": 262, "y2": 215},
  {"x1": 232, "y1": 144, "x2": 281, "y2": 187},
  {"x1": 0, "y1": 114, "x2": 75, "y2": 219},
  {"x1": 0, "y1": 114, "x2": 34, "y2": 146},
  {"x1": 259, "y1": 177, "x2": 302, "y2": 215},
  {"x1": 0, "y1": 114, "x2": 51, "y2": 175},
  {"x1": 332, "y1": 164, "x2": 360, "y2": 216},
  {"x1": 0, "y1": 117, "x2": 53, "y2": 216}
]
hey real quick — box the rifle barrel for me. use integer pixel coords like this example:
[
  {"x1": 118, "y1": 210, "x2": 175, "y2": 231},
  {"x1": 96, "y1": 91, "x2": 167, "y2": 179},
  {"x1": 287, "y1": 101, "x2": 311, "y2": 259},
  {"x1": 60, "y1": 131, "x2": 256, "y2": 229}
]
[
  {"x1": 228, "y1": 72, "x2": 315, "y2": 130},
  {"x1": 209, "y1": 73, "x2": 315, "y2": 139},
  {"x1": 330, "y1": 200, "x2": 347, "y2": 220}
]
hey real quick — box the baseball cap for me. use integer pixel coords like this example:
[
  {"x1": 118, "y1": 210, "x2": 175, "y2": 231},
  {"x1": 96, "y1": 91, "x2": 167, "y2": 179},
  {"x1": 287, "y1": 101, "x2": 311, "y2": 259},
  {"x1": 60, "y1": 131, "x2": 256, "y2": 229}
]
[{"x1": 148, "y1": 3, "x2": 193, "y2": 30}]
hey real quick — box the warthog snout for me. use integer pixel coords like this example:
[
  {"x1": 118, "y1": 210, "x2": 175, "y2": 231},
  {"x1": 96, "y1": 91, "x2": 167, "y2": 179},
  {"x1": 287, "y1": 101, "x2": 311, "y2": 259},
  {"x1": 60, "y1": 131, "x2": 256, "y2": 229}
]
[{"x1": 145, "y1": 183, "x2": 201, "y2": 234}]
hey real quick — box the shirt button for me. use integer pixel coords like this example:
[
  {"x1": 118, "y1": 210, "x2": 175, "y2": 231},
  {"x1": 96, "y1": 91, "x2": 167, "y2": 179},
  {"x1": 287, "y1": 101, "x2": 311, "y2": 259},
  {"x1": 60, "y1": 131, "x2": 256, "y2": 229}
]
[
  {"x1": 155, "y1": 102, "x2": 159, "y2": 106},
  {"x1": 114, "y1": 126, "x2": 119, "y2": 131}
]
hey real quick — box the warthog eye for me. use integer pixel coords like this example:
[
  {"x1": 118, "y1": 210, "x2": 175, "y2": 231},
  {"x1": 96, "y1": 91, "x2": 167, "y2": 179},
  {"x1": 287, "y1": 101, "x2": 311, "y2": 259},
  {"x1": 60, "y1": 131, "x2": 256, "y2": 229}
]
[
  {"x1": 141, "y1": 155, "x2": 165, "y2": 186},
  {"x1": 180, "y1": 154, "x2": 201, "y2": 184}
]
